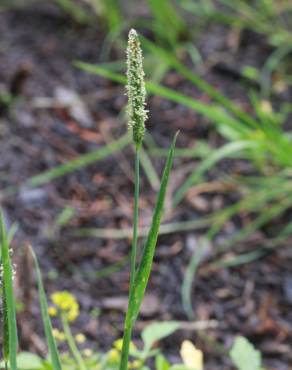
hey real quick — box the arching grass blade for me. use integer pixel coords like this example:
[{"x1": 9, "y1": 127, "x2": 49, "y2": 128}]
[
  {"x1": 29, "y1": 246, "x2": 62, "y2": 370},
  {"x1": 131, "y1": 132, "x2": 178, "y2": 318}
]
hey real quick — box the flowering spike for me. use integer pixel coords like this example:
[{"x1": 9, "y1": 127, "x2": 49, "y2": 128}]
[{"x1": 126, "y1": 29, "x2": 148, "y2": 148}]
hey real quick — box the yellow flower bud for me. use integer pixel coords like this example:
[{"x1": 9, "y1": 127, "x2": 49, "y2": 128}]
[
  {"x1": 83, "y1": 348, "x2": 93, "y2": 357},
  {"x1": 107, "y1": 348, "x2": 120, "y2": 363},
  {"x1": 75, "y1": 333, "x2": 86, "y2": 344},
  {"x1": 48, "y1": 306, "x2": 57, "y2": 317},
  {"x1": 50, "y1": 291, "x2": 80, "y2": 321}
]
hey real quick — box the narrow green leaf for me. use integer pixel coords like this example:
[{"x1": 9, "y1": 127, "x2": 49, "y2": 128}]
[
  {"x1": 74, "y1": 62, "x2": 245, "y2": 133},
  {"x1": 141, "y1": 36, "x2": 258, "y2": 128},
  {"x1": 29, "y1": 246, "x2": 62, "y2": 370},
  {"x1": 173, "y1": 140, "x2": 258, "y2": 206},
  {"x1": 54, "y1": 0, "x2": 89, "y2": 24},
  {"x1": 131, "y1": 132, "x2": 178, "y2": 319},
  {"x1": 0, "y1": 212, "x2": 18, "y2": 370},
  {"x1": 155, "y1": 354, "x2": 171, "y2": 370},
  {"x1": 119, "y1": 133, "x2": 177, "y2": 370},
  {"x1": 26, "y1": 133, "x2": 130, "y2": 188},
  {"x1": 147, "y1": 0, "x2": 186, "y2": 45},
  {"x1": 3, "y1": 279, "x2": 9, "y2": 364},
  {"x1": 72, "y1": 216, "x2": 212, "y2": 239},
  {"x1": 215, "y1": 194, "x2": 292, "y2": 255},
  {"x1": 181, "y1": 238, "x2": 210, "y2": 320},
  {"x1": 7, "y1": 224, "x2": 18, "y2": 246}
]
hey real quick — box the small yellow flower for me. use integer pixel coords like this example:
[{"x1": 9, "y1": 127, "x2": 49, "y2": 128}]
[
  {"x1": 51, "y1": 292, "x2": 64, "y2": 306},
  {"x1": 60, "y1": 301, "x2": 71, "y2": 310},
  {"x1": 75, "y1": 333, "x2": 86, "y2": 344},
  {"x1": 51, "y1": 291, "x2": 80, "y2": 322},
  {"x1": 83, "y1": 348, "x2": 93, "y2": 357},
  {"x1": 52, "y1": 329, "x2": 65, "y2": 342},
  {"x1": 51, "y1": 291, "x2": 76, "y2": 308},
  {"x1": 129, "y1": 360, "x2": 142, "y2": 369},
  {"x1": 107, "y1": 348, "x2": 120, "y2": 363},
  {"x1": 180, "y1": 340, "x2": 204, "y2": 370},
  {"x1": 48, "y1": 306, "x2": 57, "y2": 317},
  {"x1": 260, "y1": 100, "x2": 272, "y2": 114},
  {"x1": 68, "y1": 306, "x2": 79, "y2": 322},
  {"x1": 114, "y1": 338, "x2": 136, "y2": 352},
  {"x1": 113, "y1": 339, "x2": 123, "y2": 351},
  {"x1": 58, "y1": 332, "x2": 65, "y2": 342}
]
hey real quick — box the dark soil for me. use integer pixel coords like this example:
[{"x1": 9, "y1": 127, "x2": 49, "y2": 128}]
[{"x1": 0, "y1": 3, "x2": 291, "y2": 369}]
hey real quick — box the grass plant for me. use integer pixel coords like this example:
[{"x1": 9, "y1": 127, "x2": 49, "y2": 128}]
[
  {"x1": 76, "y1": 26, "x2": 292, "y2": 323},
  {"x1": 0, "y1": 11, "x2": 276, "y2": 364},
  {"x1": 0, "y1": 27, "x2": 177, "y2": 370},
  {"x1": 183, "y1": 0, "x2": 292, "y2": 97},
  {"x1": 119, "y1": 29, "x2": 177, "y2": 370}
]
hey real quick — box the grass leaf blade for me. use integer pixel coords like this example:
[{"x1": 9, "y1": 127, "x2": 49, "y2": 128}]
[
  {"x1": 132, "y1": 132, "x2": 178, "y2": 318},
  {"x1": 0, "y1": 212, "x2": 18, "y2": 370},
  {"x1": 29, "y1": 246, "x2": 62, "y2": 370},
  {"x1": 119, "y1": 133, "x2": 177, "y2": 370},
  {"x1": 173, "y1": 140, "x2": 258, "y2": 206},
  {"x1": 74, "y1": 62, "x2": 244, "y2": 131},
  {"x1": 27, "y1": 133, "x2": 130, "y2": 188},
  {"x1": 141, "y1": 36, "x2": 258, "y2": 128}
]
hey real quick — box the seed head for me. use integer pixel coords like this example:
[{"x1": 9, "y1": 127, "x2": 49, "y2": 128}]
[{"x1": 126, "y1": 29, "x2": 148, "y2": 148}]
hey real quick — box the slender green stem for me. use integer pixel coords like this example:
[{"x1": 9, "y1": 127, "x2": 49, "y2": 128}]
[
  {"x1": 119, "y1": 145, "x2": 140, "y2": 370},
  {"x1": 61, "y1": 312, "x2": 88, "y2": 370},
  {"x1": 119, "y1": 316, "x2": 134, "y2": 370},
  {"x1": 130, "y1": 146, "x2": 140, "y2": 292}
]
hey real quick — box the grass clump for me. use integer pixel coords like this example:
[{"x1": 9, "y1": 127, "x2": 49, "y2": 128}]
[{"x1": 78, "y1": 29, "x2": 292, "y2": 258}]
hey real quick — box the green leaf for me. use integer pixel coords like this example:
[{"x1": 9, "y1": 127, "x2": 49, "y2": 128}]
[
  {"x1": 74, "y1": 62, "x2": 243, "y2": 132},
  {"x1": 16, "y1": 352, "x2": 43, "y2": 369},
  {"x1": 174, "y1": 140, "x2": 258, "y2": 206},
  {"x1": 0, "y1": 212, "x2": 18, "y2": 370},
  {"x1": 141, "y1": 36, "x2": 257, "y2": 128},
  {"x1": 155, "y1": 354, "x2": 170, "y2": 370},
  {"x1": 147, "y1": 0, "x2": 186, "y2": 45},
  {"x1": 26, "y1": 133, "x2": 130, "y2": 188},
  {"x1": 230, "y1": 336, "x2": 262, "y2": 370},
  {"x1": 142, "y1": 322, "x2": 180, "y2": 353},
  {"x1": 54, "y1": 0, "x2": 89, "y2": 24},
  {"x1": 119, "y1": 133, "x2": 177, "y2": 370},
  {"x1": 131, "y1": 132, "x2": 178, "y2": 320},
  {"x1": 181, "y1": 238, "x2": 210, "y2": 320},
  {"x1": 29, "y1": 246, "x2": 62, "y2": 370}
]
